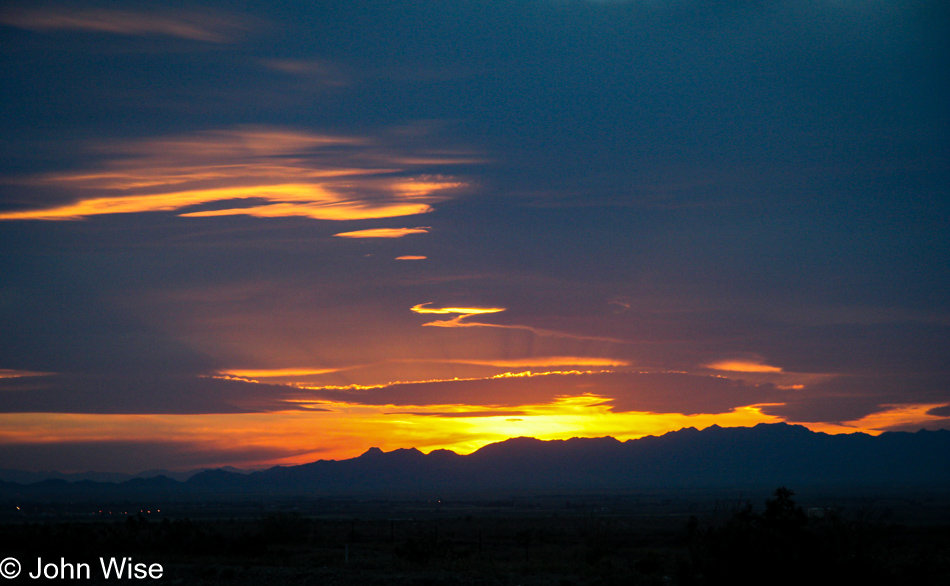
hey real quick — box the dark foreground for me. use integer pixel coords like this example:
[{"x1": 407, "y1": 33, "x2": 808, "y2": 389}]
[{"x1": 2, "y1": 488, "x2": 949, "y2": 585}]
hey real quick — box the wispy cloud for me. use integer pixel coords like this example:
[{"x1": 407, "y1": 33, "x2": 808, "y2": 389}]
[
  {"x1": 259, "y1": 59, "x2": 352, "y2": 87},
  {"x1": 395, "y1": 255, "x2": 427, "y2": 260},
  {"x1": 0, "y1": 369, "x2": 53, "y2": 379},
  {"x1": 334, "y1": 227, "x2": 430, "y2": 239},
  {"x1": 0, "y1": 128, "x2": 468, "y2": 222},
  {"x1": 410, "y1": 303, "x2": 625, "y2": 343},
  {"x1": 0, "y1": 6, "x2": 251, "y2": 43}
]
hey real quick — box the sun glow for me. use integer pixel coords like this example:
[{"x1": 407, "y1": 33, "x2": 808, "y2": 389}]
[{"x1": 1, "y1": 394, "x2": 945, "y2": 471}]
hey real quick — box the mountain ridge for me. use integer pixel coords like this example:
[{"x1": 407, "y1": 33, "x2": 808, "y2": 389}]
[{"x1": 3, "y1": 423, "x2": 949, "y2": 497}]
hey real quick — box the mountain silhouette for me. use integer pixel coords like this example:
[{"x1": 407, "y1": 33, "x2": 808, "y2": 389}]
[{"x1": 4, "y1": 423, "x2": 950, "y2": 497}]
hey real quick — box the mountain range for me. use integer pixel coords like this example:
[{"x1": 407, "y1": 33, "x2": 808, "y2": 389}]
[{"x1": 3, "y1": 423, "x2": 949, "y2": 498}]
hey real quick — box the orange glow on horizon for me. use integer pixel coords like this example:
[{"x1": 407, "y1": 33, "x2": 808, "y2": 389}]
[
  {"x1": 0, "y1": 398, "x2": 781, "y2": 470},
  {"x1": 800, "y1": 403, "x2": 950, "y2": 435},
  {"x1": 2, "y1": 396, "x2": 942, "y2": 472}
]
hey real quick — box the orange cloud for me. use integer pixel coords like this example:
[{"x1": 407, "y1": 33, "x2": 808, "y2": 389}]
[
  {"x1": 802, "y1": 403, "x2": 950, "y2": 434},
  {"x1": 218, "y1": 368, "x2": 344, "y2": 379},
  {"x1": 707, "y1": 360, "x2": 783, "y2": 373},
  {"x1": 395, "y1": 255, "x2": 427, "y2": 260},
  {"x1": 0, "y1": 128, "x2": 468, "y2": 222},
  {"x1": 447, "y1": 357, "x2": 629, "y2": 368},
  {"x1": 334, "y1": 227, "x2": 430, "y2": 238},
  {"x1": 410, "y1": 303, "x2": 506, "y2": 316},
  {"x1": 0, "y1": 7, "x2": 251, "y2": 42}
]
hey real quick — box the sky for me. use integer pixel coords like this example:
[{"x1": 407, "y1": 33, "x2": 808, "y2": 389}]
[{"x1": 0, "y1": 0, "x2": 948, "y2": 473}]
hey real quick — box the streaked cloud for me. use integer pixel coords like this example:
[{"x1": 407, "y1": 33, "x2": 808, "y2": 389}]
[
  {"x1": 0, "y1": 6, "x2": 251, "y2": 43},
  {"x1": 0, "y1": 128, "x2": 468, "y2": 222},
  {"x1": 217, "y1": 368, "x2": 344, "y2": 379},
  {"x1": 297, "y1": 370, "x2": 783, "y2": 414},
  {"x1": 259, "y1": 59, "x2": 352, "y2": 87},
  {"x1": 411, "y1": 303, "x2": 625, "y2": 343},
  {"x1": 395, "y1": 255, "x2": 427, "y2": 260},
  {"x1": 0, "y1": 369, "x2": 53, "y2": 379},
  {"x1": 334, "y1": 227, "x2": 430, "y2": 238}
]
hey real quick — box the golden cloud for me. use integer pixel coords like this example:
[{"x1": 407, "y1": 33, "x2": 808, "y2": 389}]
[
  {"x1": 448, "y1": 357, "x2": 630, "y2": 368},
  {"x1": 410, "y1": 303, "x2": 506, "y2": 316},
  {"x1": 217, "y1": 368, "x2": 344, "y2": 379},
  {"x1": 0, "y1": 128, "x2": 468, "y2": 222},
  {"x1": 706, "y1": 360, "x2": 783, "y2": 373},
  {"x1": 334, "y1": 227, "x2": 430, "y2": 238}
]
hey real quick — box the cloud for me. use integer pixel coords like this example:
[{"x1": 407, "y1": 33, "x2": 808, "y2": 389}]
[
  {"x1": 706, "y1": 360, "x2": 783, "y2": 373},
  {"x1": 0, "y1": 369, "x2": 53, "y2": 379},
  {"x1": 445, "y1": 357, "x2": 629, "y2": 368},
  {"x1": 759, "y1": 373, "x2": 950, "y2": 425},
  {"x1": 395, "y1": 255, "x2": 427, "y2": 260},
  {"x1": 216, "y1": 368, "x2": 344, "y2": 379},
  {"x1": 0, "y1": 374, "x2": 297, "y2": 414},
  {"x1": 298, "y1": 370, "x2": 785, "y2": 416},
  {"x1": 804, "y1": 404, "x2": 950, "y2": 435},
  {"x1": 928, "y1": 405, "x2": 950, "y2": 418},
  {"x1": 410, "y1": 303, "x2": 506, "y2": 316},
  {"x1": 259, "y1": 59, "x2": 352, "y2": 87},
  {"x1": 0, "y1": 6, "x2": 251, "y2": 43},
  {"x1": 0, "y1": 128, "x2": 468, "y2": 222},
  {"x1": 334, "y1": 227, "x2": 430, "y2": 238},
  {"x1": 410, "y1": 303, "x2": 625, "y2": 343},
  {"x1": 386, "y1": 410, "x2": 528, "y2": 418}
]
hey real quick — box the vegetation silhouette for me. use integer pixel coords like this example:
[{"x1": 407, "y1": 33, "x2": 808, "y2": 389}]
[
  {"x1": 681, "y1": 487, "x2": 950, "y2": 586},
  {"x1": 2, "y1": 489, "x2": 949, "y2": 584}
]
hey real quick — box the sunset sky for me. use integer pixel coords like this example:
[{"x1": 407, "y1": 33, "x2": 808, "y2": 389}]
[{"x1": 1, "y1": 0, "x2": 948, "y2": 473}]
